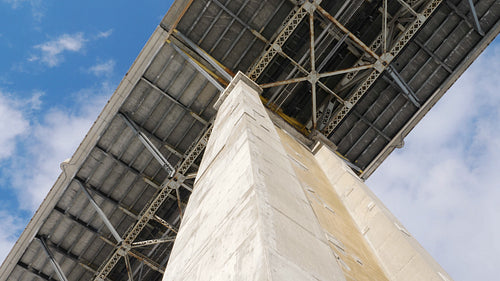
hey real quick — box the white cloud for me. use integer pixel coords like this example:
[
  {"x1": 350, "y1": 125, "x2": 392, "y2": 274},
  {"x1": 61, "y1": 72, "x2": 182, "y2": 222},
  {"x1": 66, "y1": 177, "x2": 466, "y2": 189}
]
[
  {"x1": 0, "y1": 92, "x2": 31, "y2": 160},
  {"x1": 26, "y1": 90, "x2": 44, "y2": 110},
  {"x1": 30, "y1": 30, "x2": 114, "y2": 68},
  {"x1": 3, "y1": 0, "x2": 45, "y2": 22},
  {"x1": 88, "y1": 59, "x2": 115, "y2": 77},
  {"x1": 9, "y1": 82, "x2": 113, "y2": 210},
  {"x1": 0, "y1": 82, "x2": 113, "y2": 268},
  {"x1": 33, "y1": 33, "x2": 86, "y2": 67},
  {"x1": 96, "y1": 29, "x2": 113, "y2": 39},
  {"x1": 0, "y1": 211, "x2": 25, "y2": 263},
  {"x1": 367, "y1": 42, "x2": 500, "y2": 281}
]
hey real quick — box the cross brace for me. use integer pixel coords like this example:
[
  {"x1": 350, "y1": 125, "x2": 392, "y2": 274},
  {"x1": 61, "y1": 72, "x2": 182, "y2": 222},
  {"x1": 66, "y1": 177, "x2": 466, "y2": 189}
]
[
  {"x1": 323, "y1": 0, "x2": 442, "y2": 136},
  {"x1": 119, "y1": 112, "x2": 175, "y2": 177},
  {"x1": 77, "y1": 180, "x2": 123, "y2": 243},
  {"x1": 17, "y1": 261, "x2": 58, "y2": 281},
  {"x1": 247, "y1": 3, "x2": 309, "y2": 81},
  {"x1": 93, "y1": 124, "x2": 212, "y2": 281},
  {"x1": 38, "y1": 236, "x2": 69, "y2": 281}
]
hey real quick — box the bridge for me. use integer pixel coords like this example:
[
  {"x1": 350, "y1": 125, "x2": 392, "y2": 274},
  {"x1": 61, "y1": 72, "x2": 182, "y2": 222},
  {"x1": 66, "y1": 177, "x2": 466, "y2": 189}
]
[{"x1": 0, "y1": 0, "x2": 498, "y2": 280}]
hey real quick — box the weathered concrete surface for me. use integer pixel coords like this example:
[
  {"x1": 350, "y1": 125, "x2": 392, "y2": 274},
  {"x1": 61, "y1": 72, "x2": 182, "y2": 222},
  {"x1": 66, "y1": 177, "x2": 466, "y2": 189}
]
[
  {"x1": 314, "y1": 146, "x2": 453, "y2": 281},
  {"x1": 163, "y1": 72, "x2": 344, "y2": 281}
]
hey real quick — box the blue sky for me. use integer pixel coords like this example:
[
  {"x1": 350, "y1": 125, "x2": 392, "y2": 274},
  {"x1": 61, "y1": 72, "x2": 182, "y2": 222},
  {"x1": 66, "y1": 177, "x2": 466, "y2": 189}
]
[
  {"x1": 0, "y1": 1, "x2": 498, "y2": 281},
  {"x1": 0, "y1": 0, "x2": 173, "y2": 261}
]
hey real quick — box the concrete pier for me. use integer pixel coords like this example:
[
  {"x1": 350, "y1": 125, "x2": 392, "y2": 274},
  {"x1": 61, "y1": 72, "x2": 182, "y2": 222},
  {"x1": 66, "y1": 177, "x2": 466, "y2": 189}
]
[{"x1": 163, "y1": 72, "x2": 452, "y2": 281}]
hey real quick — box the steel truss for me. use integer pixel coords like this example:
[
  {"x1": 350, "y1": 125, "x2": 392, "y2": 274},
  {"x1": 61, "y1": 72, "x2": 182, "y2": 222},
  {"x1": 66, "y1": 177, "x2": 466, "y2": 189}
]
[
  {"x1": 83, "y1": 35, "x2": 217, "y2": 280},
  {"x1": 93, "y1": 123, "x2": 212, "y2": 280},
  {"x1": 361, "y1": 1, "x2": 500, "y2": 178},
  {"x1": 245, "y1": 0, "x2": 443, "y2": 139},
  {"x1": 323, "y1": 0, "x2": 443, "y2": 136}
]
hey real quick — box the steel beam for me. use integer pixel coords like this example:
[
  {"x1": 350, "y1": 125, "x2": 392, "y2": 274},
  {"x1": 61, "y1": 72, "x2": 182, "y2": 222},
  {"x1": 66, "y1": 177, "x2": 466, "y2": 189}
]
[
  {"x1": 172, "y1": 29, "x2": 234, "y2": 81},
  {"x1": 261, "y1": 76, "x2": 309, "y2": 88},
  {"x1": 323, "y1": 0, "x2": 442, "y2": 136},
  {"x1": 335, "y1": 69, "x2": 371, "y2": 94},
  {"x1": 143, "y1": 176, "x2": 191, "y2": 200},
  {"x1": 141, "y1": 77, "x2": 208, "y2": 125},
  {"x1": 165, "y1": 0, "x2": 195, "y2": 38},
  {"x1": 163, "y1": 142, "x2": 184, "y2": 159},
  {"x1": 247, "y1": 3, "x2": 308, "y2": 81},
  {"x1": 287, "y1": 51, "x2": 347, "y2": 105},
  {"x1": 309, "y1": 11, "x2": 318, "y2": 128},
  {"x1": 383, "y1": 0, "x2": 388, "y2": 52},
  {"x1": 51, "y1": 208, "x2": 166, "y2": 279},
  {"x1": 127, "y1": 250, "x2": 165, "y2": 274},
  {"x1": 467, "y1": 0, "x2": 485, "y2": 36},
  {"x1": 271, "y1": 48, "x2": 346, "y2": 105},
  {"x1": 169, "y1": 42, "x2": 226, "y2": 91},
  {"x1": 319, "y1": 64, "x2": 375, "y2": 79},
  {"x1": 185, "y1": 172, "x2": 197, "y2": 180},
  {"x1": 124, "y1": 255, "x2": 134, "y2": 281},
  {"x1": 317, "y1": 33, "x2": 349, "y2": 73},
  {"x1": 267, "y1": 14, "x2": 337, "y2": 106},
  {"x1": 93, "y1": 124, "x2": 212, "y2": 281},
  {"x1": 119, "y1": 112, "x2": 175, "y2": 177},
  {"x1": 396, "y1": 0, "x2": 421, "y2": 18},
  {"x1": 445, "y1": 0, "x2": 474, "y2": 28},
  {"x1": 17, "y1": 261, "x2": 58, "y2": 281},
  {"x1": 97, "y1": 239, "x2": 166, "y2": 276},
  {"x1": 413, "y1": 39, "x2": 453, "y2": 73},
  {"x1": 38, "y1": 236, "x2": 69, "y2": 281},
  {"x1": 131, "y1": 237, "x2": 176, "y2": 248},
  {"x1": 53, "y1": 206, "x2": 141, "y2": 252},
  {"x1": 38, "y1": 237, "x2": 105, "y2": 278},
  {"x1": 131, "y1": 215, "x2": 181, "y2": 279},
  {"x1": 74, "y1": 177, "x2": 142, "y2": 220},
  {"x1": 386, "y1": 65, "x2": 421, "y2": 108},
  {"x1": 211, "y1": 0, "x2": 269, "y2": 44},
  {"x1": 77, "y1": 180, "x2": 123, "y2": 243},
  {"x1": 154, "y1": 214, "x2": 179, "y2": 233},
  {"x1": 260, "y1": 64, "x2": 373, "y2": 91},
  {"x1": 351, "y1": 110, "x2": 392, "y2": 142},
  {"x1": 316, "y1": 5, "x2": 381, "y2": 61},
  {"x1": 93, "y1": 145, "x2": 179, "y2": 203}
]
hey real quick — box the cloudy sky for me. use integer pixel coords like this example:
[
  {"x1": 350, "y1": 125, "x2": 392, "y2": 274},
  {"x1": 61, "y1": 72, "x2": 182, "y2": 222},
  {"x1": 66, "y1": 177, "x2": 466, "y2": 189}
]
[
  {"x1": 0, "y1": 1, "x2": 498, "y2": 281},
  {"x1": 368, "y1": 40, "x2": 500, "y2": 280}
]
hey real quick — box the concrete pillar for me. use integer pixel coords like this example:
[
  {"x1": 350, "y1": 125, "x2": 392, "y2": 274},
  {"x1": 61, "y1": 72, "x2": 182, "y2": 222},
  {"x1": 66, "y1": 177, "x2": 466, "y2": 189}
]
[
  {"x1": 163, "y1": 71, "x2": 452, "y2": 281},
  {"x1": 313, "y1": 146, "x2": 453, "y2": 281},
  {"x1": 163, "y1": 72, "x2": 344, "y2": 281}
]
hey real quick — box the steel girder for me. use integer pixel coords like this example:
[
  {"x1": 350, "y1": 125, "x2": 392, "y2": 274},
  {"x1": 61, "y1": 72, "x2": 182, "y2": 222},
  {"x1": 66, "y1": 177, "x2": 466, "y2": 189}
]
[{"x1": 323, "y1": 0, "x2": 443, "y2": 136}]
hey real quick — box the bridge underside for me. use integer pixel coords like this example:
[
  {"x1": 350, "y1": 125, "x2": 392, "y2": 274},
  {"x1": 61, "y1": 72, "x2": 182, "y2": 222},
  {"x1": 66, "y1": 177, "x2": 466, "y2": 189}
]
[{"x1": 1, "y1": 0, "x2": 498, "y2": 280}]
